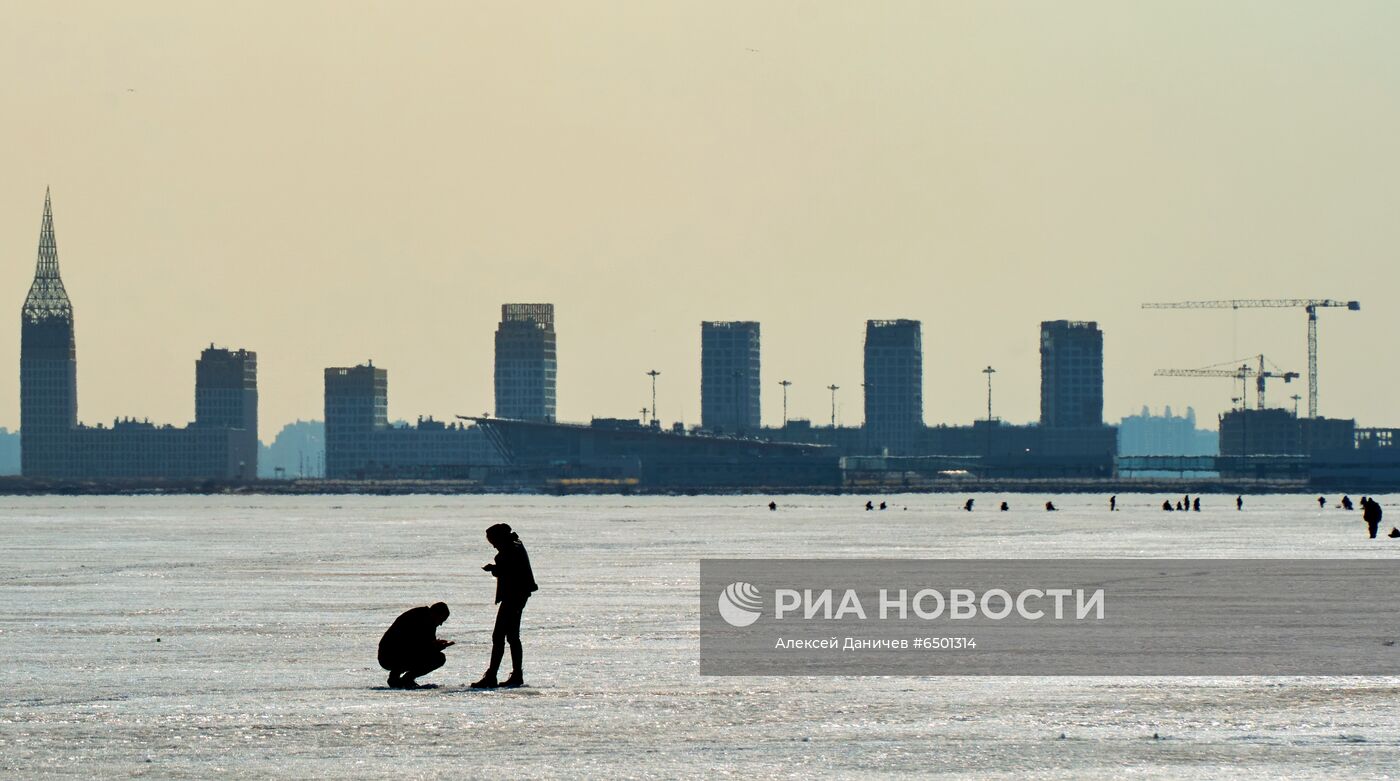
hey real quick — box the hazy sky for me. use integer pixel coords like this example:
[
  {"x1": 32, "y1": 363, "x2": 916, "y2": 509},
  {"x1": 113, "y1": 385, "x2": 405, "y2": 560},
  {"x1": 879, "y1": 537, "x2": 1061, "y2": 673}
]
[{"x1": 2, "y1": 2, "x2": 1397, "y2": 441}]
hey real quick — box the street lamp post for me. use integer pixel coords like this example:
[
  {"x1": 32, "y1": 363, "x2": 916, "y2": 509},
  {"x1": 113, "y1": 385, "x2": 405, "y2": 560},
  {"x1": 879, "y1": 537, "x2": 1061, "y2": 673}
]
[
  {"x1": 647, "y1": 369, "x2": 661, "y2": 427},
  {"x1": 982, "y1": 366, "x2": 996, "y2": 422},
  {"x1": 827, "y1": 384, "x2": 840, "y2": 428},
  {"x1": 779, "y1": 380, "x2": 792, "y2": 427},
  {"x1": 981, "y1": 365, "x2": 997, "y2": 459}
]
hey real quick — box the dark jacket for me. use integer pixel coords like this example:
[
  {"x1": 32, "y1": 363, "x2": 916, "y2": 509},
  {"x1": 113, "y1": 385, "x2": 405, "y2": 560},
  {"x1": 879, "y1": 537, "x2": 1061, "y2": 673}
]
[
  {"x1": 378, "y1": 605, "x2": 438, "y2": 660},
  {"x1": 491, "y1": 541, "x2": 539, "y2": 604},
  {"x1": 1364, "y1": 500, "x2": 1383, "y2": 524}
]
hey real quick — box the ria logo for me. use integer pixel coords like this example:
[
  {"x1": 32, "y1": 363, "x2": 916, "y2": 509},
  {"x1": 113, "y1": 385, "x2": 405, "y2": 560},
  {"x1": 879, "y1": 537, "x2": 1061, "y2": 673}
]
[{"x1": 718, "y1": 581, "x2": 763, "y2": 627}]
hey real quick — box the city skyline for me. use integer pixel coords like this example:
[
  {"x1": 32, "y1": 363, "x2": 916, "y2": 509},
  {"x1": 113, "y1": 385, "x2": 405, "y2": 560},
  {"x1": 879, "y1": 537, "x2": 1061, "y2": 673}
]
[
  {"x1": 4, "y1": 189, "x2": 1380, "y2": 442},
  {"x1": 2, "y1": 4, "x2": 1395, "y2": 440}
]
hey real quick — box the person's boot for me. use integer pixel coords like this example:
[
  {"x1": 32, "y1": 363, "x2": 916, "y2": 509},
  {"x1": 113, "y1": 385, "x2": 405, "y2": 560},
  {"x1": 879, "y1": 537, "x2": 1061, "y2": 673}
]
[
  {"x1": 387, "y1": 672, "x2": 403, "y2": 689},
  {"x1": 470, "y1": 672, "x2": 499, "y2": 689},
  {"x1": 400, "y1": 677, "x2": 423, "y2": 690},
  {"x1": 501, "y1": 671, "x2": 524, "y2": 689}
]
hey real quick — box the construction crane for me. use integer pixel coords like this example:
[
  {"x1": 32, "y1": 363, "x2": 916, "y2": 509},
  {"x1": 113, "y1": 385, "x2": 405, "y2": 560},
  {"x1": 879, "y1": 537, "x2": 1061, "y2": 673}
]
[
  {"x1": 1142, "y1": 299, "x2": 1359, "y2": 418},
  {"x1": 1154, "y1": 355, "x2": 1299, "y2": 411}
]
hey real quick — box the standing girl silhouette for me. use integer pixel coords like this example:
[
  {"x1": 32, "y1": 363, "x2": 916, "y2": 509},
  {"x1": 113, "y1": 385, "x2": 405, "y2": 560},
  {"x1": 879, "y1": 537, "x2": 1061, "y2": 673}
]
[{"x1": 471, "y1": 523, "x2": 538, "y2": 688}]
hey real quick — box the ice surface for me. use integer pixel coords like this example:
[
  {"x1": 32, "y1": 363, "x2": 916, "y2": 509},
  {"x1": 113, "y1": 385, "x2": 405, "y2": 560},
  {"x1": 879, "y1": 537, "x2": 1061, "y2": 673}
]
[{"x1": 2, "y1": 493, "x2": 1399, "y2": 779}]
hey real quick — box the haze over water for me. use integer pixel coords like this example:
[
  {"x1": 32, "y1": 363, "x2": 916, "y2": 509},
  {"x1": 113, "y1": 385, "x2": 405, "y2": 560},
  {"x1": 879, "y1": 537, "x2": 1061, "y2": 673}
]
[{"x1": 3, "y1": 494, "x2": 1397, "y2": 778}]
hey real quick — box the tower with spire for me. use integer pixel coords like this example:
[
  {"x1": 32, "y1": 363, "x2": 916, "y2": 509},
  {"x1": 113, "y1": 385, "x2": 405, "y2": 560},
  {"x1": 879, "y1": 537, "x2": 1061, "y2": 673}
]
[{"x1": 20, "y1": 189, "x2": 78, "y2": 476}]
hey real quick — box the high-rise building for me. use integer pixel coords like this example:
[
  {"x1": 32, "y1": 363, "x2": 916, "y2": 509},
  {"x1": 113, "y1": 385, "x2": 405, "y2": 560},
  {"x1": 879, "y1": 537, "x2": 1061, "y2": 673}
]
[
  {"x1": 323, "y1": 362, "x2": 498, "y2": 479},
  {"x1": 1117, "y1": 406, "x2": 1217, "y2": 457},
  {"x1": 701, "y1": 321, "x2": 760, "y2": 433},
  {"x1": 195, "y1": 346, "x2": 259, "y2": 475},
  {"x1": 1040, "y1": 320, "x2": 1104, "y2": 428},
  {"x1": 494, "y1": 304, "x2": 557, "y2": 422},
  {"x1": 16, "y1": 192, "x2": 258, "y2": 480},
  {"x1": 863, "y1": 319, "x2": 922, "y2": 454},
  {"x1": 19, "y1": 190, "x2": 77, "y2": 477},
  {"x1": 196, "y1": 346, "x2": 258, "y2": 430},
  {"x1": 324, "y1": 363, "x2": 388, "y2": 477}
]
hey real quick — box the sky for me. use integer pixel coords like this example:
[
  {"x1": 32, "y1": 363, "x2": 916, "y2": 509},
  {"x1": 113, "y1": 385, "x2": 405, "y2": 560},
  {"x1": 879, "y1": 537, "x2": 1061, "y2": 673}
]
[{"x1": 1, "y1": 1, "x2": 1397, "y2": 442}]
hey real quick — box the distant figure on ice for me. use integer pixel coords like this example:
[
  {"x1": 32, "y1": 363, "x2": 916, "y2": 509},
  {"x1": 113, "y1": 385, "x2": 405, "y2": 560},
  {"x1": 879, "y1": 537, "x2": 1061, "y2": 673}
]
[
  {"x1": 1109, "y1": 496, "x2": 1117, "y2": 512},
  {"x1": 378, "y1": 602, "x2": 452, "y2": 689},
  {"x1": 1192, "y1": 497, "x2": 1200, "y2": 512},
  {"x1": 1318, "y1": 496, "x2": 1327, "y2": 510},
  {"x1": 879, "y1": 501, "x2": 888, "y2": 511},
  {"x1": 471, "y1": 523, "x2": 538, "y2": 689},
  {"x1": 1341, "y1": 495, "x2": 1354, "y2": 511},
  {"x1": 1175, "y1": 500, "x2": 1184, "y2": 511},
  {"x1": 1045, "y1": 501, "x2": 1057, "y2": 512},
  {"x1": 964, "y1": 499, "x2": 974, "y2": 512},
  {"x1": 1389, "y1": 527, "x2": 1399, "y2": 539},
  {"x1": 1236, "y1": 496, "x2": 1244, "y2": 511},
  {"x1": 865, "y1": 501, "x2": 874, "y2": 511},
  {"x1": 1000, "y1": 501, "x2": 1009, "y2": 512},
  {"x1": 1363, "y1": 498, "x2": 1383, "y2": 540},
  {"x1": 768, "y1": 501, "x2": 777, "y2": 511},
  {"x1": 1162, "y1": 500, "x2": 1174, "y2": 512}
]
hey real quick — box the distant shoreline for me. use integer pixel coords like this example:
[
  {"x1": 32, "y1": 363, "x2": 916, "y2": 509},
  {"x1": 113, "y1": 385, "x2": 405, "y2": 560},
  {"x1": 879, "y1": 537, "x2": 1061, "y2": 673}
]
[{"x1": 0, "y1": 476, "x2": 1373, "y2": 496}]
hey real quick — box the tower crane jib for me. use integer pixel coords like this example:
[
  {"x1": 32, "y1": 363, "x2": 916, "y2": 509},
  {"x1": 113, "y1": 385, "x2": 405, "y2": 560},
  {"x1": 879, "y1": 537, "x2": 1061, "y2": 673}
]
[{"x1": 1142, "y1": 299, "x2": 1359, "y2": 418}]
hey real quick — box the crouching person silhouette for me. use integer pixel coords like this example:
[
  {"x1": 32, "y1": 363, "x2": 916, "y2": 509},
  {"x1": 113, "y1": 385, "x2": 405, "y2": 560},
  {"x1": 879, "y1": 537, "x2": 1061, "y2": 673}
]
[
  {"x1": 472, "y1": 523, "x2": 539, "y2": 689},
  {"x1": 378, "y1": 601, "x2": 453, "y2": 689}
]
